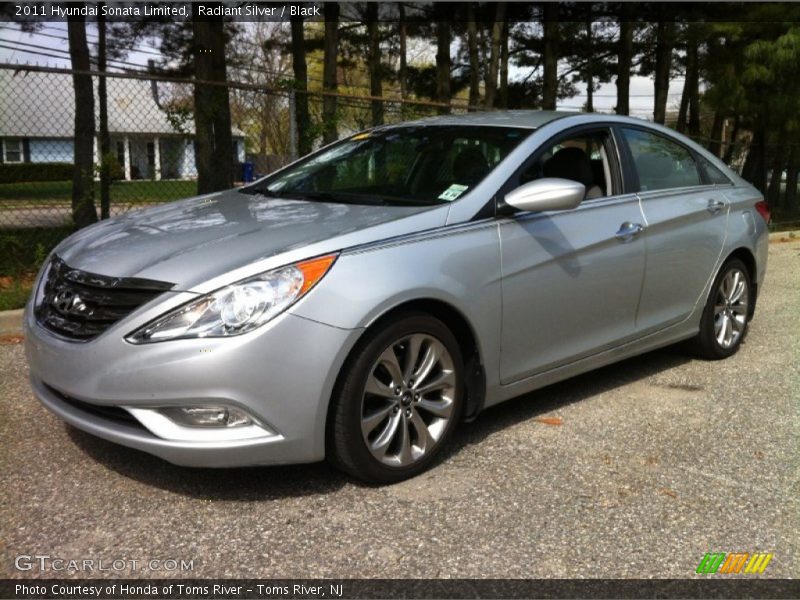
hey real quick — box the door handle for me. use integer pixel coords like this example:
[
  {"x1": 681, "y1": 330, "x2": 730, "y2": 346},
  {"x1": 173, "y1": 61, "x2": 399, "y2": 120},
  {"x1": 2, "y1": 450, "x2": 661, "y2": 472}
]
[
  {"x1": 707, "y1": 198, "x2": 726, "y2": 214},
  {"x1": 615, "y1": 222, "x2": 645, "y2": 242}
]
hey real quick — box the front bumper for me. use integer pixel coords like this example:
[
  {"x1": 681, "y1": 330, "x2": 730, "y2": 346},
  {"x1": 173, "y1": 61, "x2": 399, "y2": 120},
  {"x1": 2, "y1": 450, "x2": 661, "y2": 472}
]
[{"x1": 25, "y1": 305, "x2": 362, "y2": 467}]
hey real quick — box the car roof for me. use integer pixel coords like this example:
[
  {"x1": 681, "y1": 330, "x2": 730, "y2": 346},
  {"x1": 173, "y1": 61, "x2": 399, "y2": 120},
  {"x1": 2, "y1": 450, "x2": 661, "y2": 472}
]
[{"x1": 382, "y1": 110, "x2": 579, "y2": 130}]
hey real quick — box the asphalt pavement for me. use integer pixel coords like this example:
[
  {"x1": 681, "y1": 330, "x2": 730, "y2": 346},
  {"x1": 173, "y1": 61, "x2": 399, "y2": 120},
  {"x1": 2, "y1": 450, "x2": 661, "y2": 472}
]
[{"x1": 1, "y1": 241, "x2": 797, "y2": 579}]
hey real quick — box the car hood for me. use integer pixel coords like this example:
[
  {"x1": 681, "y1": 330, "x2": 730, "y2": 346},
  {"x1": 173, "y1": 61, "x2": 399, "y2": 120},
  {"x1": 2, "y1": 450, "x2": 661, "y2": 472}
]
[{"x1": 55, "y1": 190, "x2": 448, "y2": 290}]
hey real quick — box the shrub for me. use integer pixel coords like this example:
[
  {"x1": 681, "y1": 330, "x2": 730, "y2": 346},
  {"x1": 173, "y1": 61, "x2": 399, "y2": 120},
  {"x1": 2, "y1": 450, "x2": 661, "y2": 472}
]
[
  {"x1": 0, "y1": 162, "x2": 73, "y2": 183},
  {"x1": 0, "y1": 226, "x2": 73, "y2": 276}
]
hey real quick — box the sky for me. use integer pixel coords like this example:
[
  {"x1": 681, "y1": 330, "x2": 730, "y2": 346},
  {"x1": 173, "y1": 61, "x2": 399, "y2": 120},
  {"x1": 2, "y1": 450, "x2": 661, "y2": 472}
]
[{"x1": 0, "y1": 21, "x2": 686, "y2": 119}]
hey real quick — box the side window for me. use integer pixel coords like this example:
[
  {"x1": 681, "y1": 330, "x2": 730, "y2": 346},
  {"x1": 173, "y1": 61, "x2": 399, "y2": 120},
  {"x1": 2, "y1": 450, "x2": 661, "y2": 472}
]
[
  {"x1": 3, "y1": 139, "x2": 23, "y2": 163},
  {"x1": 517, "y1": 130, "x2": 614, "y2": 200},
  {"x1": 696, "y1": 154, "x2": 732, "y2": 185},
  {"x1": 621, "y1": 128, "x2": 702, "y2": 192}
]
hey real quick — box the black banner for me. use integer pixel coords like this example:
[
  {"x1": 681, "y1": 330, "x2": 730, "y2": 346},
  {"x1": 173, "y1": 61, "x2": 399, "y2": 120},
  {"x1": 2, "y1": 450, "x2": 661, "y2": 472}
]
[
  {"x1": 7, "y1": 2, "x2": 800, "y2": 24},
  {"x1": 2, "y1": 579, "x2": 799, "y2": 599}
]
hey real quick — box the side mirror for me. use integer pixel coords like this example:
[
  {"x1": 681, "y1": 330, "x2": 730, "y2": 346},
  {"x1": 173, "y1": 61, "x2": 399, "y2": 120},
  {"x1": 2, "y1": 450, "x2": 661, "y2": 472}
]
[{"x1": 504, "y1": 178, "x2": 585, "y2": 213}]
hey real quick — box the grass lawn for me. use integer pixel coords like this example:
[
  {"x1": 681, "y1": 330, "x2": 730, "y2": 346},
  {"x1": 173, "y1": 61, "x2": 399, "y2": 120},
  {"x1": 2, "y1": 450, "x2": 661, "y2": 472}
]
[
  {"x1": 0, "y1": 179, "x2": 201, "y2": 310},
  {"x1": 0, "y1": 226, "x2": 73, "y2": 310},
  {"x1": 0, "y1": 276, "x2": 33, "y2": 311},
  {"x1": 0, "y1": 179, "x2": 197, "y2": 206}
]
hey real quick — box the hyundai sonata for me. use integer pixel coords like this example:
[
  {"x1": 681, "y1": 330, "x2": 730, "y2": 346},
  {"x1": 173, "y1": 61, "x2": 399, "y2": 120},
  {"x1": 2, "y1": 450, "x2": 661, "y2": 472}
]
[{"x1": 25, "y1": 111, "x2": 768, "y2": 483}]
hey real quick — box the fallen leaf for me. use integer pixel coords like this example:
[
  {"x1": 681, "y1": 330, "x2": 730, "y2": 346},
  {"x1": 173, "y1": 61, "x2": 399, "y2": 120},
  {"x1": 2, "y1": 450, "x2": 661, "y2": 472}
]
[
  {"x1": 659, "y1": 487, "x2": 678, "y2": 498},
  {"x1": 0, "y1": 334, "x2": 24, "y2": 345},
  {"x1": 534, "y1": 416, "x2": 563, "y2": 426}
]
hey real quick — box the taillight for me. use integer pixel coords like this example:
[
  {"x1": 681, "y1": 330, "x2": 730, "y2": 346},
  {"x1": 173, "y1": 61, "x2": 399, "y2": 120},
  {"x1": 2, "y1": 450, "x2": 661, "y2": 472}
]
[{"x1": 755, "y1": 200, "x2": 771, "y2": 224}]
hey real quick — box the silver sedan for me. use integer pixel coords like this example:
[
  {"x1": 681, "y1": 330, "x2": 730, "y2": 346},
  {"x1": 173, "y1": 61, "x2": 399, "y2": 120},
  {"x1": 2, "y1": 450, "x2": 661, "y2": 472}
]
[{"x1": 24, "y1": 111, "x2": 769, "y2": 483}]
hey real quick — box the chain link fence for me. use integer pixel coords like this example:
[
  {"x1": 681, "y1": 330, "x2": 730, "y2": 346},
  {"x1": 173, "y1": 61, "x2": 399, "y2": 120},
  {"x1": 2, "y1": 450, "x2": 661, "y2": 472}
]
[
  {"x1": 0, "y1": 63, "x2": 796, "y2": 308},
  {"x1": 0, "y1": 63, "x2": 462, "y2": 306}
]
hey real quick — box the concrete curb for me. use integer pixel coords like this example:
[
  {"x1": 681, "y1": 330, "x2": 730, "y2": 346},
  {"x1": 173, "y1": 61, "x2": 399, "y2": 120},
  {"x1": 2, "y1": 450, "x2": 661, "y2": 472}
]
[{"x1": 0, "y1": 308, "x2": 24, "y2": 336}]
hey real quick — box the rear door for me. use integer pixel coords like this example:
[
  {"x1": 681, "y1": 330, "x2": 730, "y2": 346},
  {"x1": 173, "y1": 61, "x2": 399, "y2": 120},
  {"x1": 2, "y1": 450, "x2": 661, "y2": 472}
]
[
  {"x1": 498, "y1": 126, "x2": 647, "y2": 384},
  {"x1": 618, "y1": 127, "x2": 729, "y2": 333}
]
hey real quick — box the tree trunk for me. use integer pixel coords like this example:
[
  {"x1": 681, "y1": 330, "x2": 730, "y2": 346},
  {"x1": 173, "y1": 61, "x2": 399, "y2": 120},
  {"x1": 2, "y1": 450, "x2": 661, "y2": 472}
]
[
  {"x1": 367, "y1": 3, "x2": 383, "y2": 126},
  {"x1": 67, "y1": 8, "x2": 96, "y2": 228},
  {"x1": 708, "y1": 112, "x2": 725, "y2": 157},
  {"x1": 585, "y1": 15, "x2": 594, "y2": 113},
  {"x1": 616, "y1": 7, "x2": 633, "y2": 115},
  {"x1": 485, "y1": 2, "x2": 507, "y2": 109},
  {"x1": 466, "y1": 3, "x2": 481, "y2": 109},
  {"x1": 192, "y1": 11, "x2": 234, "y2": 194},
  {"x1": 435, "y1": 17, "x2": 451, "y2": 113},
  {"x1": 290, "y1": 14, "x2": 312, "y2": 156},
  {"x1": 723, "y1": 115, "x2": 740, "y2": 165},
  {"x1": 97, "y1": 5, "x2": 110, "y2": 220},
  {"x1": 741, "y1": 127, "x2": 767, "y2": 194},
  {"x1": 676, "y1": 72, "x2": 690, "y2": 132},
  {"x1": 398, "y1": 3, "x2": 408, "y2": 99},
  {"x1": 542, "y1": 3, "x2": 559, "y2": 110},
  {"x1": 676, "y1": 24, "x2": 695, "y2": 133},
  {"x1": 322, "y1": 2, "x2": 340, "y2": 143},
  {"x1": 784, "y1": 144, "x2": 799, "y2": 215},
  {"x1": 686, "y1": 25, "x2": 701, "y2": 136},
  {"x1": 500, "y1": 19, "x2": 509, "y2": 109},
  {"x1": 767, "y1": 134, "x2": 787, "y2": 208},
  {"x1": 653, "y1": 20, "x2": 675, "y2": 125}
]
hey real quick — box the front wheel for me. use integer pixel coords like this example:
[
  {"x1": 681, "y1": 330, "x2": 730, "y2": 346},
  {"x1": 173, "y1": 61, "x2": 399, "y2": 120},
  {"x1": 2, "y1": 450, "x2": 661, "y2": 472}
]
[
  {"x1": 328, "y1": 313, "x2": 464, "y2": 484},
  {"x1": 691, "y1": 258, "x2": 752, "y2": 359}
]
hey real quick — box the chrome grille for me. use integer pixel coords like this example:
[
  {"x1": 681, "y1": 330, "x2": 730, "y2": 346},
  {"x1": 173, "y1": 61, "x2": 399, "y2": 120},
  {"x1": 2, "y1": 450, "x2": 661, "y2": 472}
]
[{"x1": 35, "y1": 256, "x2": 173, "y2": 341}]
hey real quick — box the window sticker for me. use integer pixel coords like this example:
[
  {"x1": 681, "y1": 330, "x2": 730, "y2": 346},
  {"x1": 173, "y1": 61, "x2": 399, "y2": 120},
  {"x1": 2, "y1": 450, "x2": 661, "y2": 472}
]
[{"x1": 438, "y1": 184, "x2": 469, "y2": 201}]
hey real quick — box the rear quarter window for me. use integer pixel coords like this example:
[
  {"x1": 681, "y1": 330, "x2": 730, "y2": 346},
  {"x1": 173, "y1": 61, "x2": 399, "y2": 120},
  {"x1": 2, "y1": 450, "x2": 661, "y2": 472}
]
[{"x1": 696, "y1": 154, "x2": 733, "y2": 185}]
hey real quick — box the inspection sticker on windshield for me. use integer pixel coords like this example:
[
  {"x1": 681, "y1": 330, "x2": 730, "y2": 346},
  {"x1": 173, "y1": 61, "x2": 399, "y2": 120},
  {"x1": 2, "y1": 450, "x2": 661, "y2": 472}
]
[{"x1": 438, "y1": 184, "x2": 469, "y2": 201}]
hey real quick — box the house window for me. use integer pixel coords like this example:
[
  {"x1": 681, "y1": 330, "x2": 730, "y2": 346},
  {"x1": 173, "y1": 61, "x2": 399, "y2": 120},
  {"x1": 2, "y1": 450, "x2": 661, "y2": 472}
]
[
  {"x1": 3, "y1": 139, "x2": 22, "y2": 163},
  {"x1": 116, "y1": 141, "x2": 125, "y2": 166}
]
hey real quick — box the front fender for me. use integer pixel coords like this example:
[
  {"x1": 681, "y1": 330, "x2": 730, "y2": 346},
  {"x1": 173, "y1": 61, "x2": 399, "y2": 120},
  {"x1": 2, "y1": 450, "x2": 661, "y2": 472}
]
[{"x1": 288, "y1": 222, "x2": 503, "y2": 389}]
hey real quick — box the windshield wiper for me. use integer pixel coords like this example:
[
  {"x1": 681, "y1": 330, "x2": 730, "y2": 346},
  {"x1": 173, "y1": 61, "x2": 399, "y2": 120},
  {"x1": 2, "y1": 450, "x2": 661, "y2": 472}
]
[
  {"x1": 370, "y1": 195, "x2": 444, "y2": 207},
  {"x1": 239, "y1": 186, "x2": 277, "y2": 196},
  {"x1": 284, "y1": 191, "x2": 387, "y2": 206}
]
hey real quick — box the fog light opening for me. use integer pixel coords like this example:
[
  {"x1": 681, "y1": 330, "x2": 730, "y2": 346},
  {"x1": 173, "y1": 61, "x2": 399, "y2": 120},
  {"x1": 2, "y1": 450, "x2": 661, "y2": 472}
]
[{"x1": 159, "y1": 405, "x2": 254, "y2": 428}]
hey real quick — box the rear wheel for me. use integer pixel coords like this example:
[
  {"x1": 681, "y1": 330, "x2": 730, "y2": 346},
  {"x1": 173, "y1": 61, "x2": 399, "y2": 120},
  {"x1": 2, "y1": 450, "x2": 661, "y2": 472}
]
[
  {"x1": 328, "y1": 313, "x2": 464, "y2": 483},
  {"x1": 691, "y1": 259, "x2": 751, "y2": 359}
]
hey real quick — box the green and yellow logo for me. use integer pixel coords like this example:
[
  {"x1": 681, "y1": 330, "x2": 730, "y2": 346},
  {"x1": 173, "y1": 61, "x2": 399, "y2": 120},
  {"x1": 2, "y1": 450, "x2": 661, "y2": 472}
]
[{"x1": 696, "y1": 552, "x2": 773, "y2": 574}]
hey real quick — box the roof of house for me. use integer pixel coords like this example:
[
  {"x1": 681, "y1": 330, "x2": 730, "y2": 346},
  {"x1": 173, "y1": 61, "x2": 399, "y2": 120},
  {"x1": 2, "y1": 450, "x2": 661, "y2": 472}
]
[{"x1": 0, "y1": 70, "x2": 244, "y2": 138}]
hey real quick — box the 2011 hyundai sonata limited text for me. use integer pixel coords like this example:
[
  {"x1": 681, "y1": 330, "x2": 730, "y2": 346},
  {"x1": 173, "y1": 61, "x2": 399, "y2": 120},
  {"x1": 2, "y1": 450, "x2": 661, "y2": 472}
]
[{"x1": 25, "y1": 111, "x2": 769, "y2": 483}]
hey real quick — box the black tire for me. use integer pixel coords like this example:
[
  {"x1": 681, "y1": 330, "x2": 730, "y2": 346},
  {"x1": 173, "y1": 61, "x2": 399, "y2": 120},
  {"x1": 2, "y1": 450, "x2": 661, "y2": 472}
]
[
  {"x1": 327, "y1": 312, "x2": 465, "y2": 484},
  {"x1": 690, "y1": 258, "x2": 752, "y2": 360}
]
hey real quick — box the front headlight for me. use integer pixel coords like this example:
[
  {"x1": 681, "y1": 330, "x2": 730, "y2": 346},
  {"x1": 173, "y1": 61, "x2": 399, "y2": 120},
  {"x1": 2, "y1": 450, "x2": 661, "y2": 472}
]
[{"x1": 126, "y1": 253, "x2": 337, "y2": 343}]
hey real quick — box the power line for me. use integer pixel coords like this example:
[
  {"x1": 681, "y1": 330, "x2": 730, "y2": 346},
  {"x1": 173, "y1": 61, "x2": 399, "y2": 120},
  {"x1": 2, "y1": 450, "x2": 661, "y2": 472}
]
[
  {"x1": 0, "y1": 43, "x2": 71, "y2": 63},
  {"x1": 0, "y1": 25, "x2": 164, "y2": 60},
  {"x1": 0, "y1": 27, "x2": 691, "y2": 104},
  {"x1": 0, "y1": 38, "x2": 155, "y2": 72}
]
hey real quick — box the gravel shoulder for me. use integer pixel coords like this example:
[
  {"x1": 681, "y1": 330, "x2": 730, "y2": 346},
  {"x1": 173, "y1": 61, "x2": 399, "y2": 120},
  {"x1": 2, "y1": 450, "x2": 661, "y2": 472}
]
[{"x1": 1, "y1": 242, "x2": 797, "y2": 579}]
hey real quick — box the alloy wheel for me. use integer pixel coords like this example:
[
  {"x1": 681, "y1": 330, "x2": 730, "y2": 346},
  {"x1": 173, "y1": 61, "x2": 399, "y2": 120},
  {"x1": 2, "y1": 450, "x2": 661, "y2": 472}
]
[
  {"x1": 713, "y1": 268, "x2": 749, "y2": 349},
  {"x1": 360, "y1": 333, "x2": 456, "y2": 467}
]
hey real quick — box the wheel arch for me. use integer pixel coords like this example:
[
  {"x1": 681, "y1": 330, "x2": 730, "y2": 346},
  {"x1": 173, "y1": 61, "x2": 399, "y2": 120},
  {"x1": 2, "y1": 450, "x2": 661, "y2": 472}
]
[{"x1": 327, "y1": 297, "x2": 486, "y2": 445}]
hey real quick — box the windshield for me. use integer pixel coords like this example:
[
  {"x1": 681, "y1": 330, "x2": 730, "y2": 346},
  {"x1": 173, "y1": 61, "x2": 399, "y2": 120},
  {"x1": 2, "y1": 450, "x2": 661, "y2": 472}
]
[{"x1": 243, "y1": 125, "x2": 531, "y2": 206}]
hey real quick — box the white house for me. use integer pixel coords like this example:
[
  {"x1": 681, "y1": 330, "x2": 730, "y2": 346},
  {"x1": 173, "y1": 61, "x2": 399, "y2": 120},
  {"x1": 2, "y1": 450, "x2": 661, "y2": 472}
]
[{"x1": 0, "y1": 70, "x2": 246, "y2": 180}]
